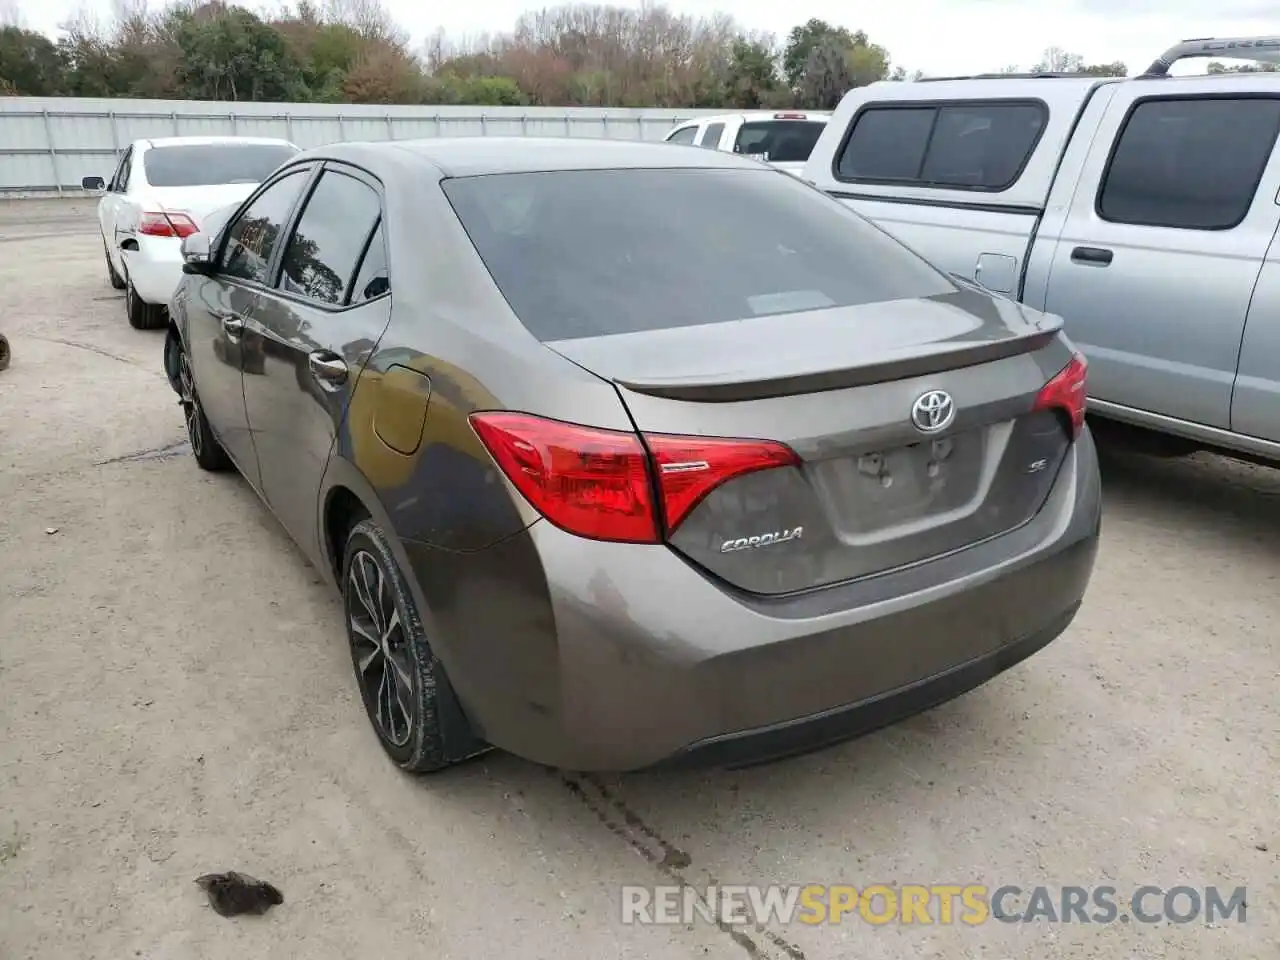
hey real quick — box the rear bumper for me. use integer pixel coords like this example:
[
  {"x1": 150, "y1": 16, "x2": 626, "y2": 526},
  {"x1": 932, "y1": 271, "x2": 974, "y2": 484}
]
[
  {"x1": 404, "y1": 428, "x2": 1102, "y2": 772},
  {"x1": 659, "y1": 600, "x2": 1078, "y2": 769},
  {"x1": 123, "y1": 236, "x2": 183, "y2": 305}
]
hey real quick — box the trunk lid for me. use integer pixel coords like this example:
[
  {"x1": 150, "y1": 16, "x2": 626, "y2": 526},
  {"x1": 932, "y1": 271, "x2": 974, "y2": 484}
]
[
  {"x1": 549, "y1": 289, "x2": 1075, "y2": 595},
  {"x1": 143, "y1": 184, "x2": 258, "y2": 229}
]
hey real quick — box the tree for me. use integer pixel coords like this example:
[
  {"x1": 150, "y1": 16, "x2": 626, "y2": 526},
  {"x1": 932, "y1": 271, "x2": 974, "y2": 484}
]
[
  {"x1": 1015, "y1": 51, "x2": 1124, "y2": 78},
  {"x1": 0, "y1": 26, "x2": 67, "y2": 95},
  {"x1": 846, "y1": 31, "x2": 889, "y2": 87},
  {"x1": 1207, "y1": 60, "x2": 1279, "y2": 74},
  {"x1": 173, "y1": 4, "x2": 306, "y2": 101},
  {"x1": 1032, "y1": 46, "x2": 1083, "y2": 73},
  {"x1": 782, "y1": 18, "x2": 852, "y2": 89},
  {"x1": 724, "y1": 37, "x2": 777, "y2": 107},
  {"x1": 341, "y1": 45, "x2": 423, "y2": 103},
  {"x1": 1078, "y1": 61, "x2": 1126, "y2": 77},
  {"x1": 798, "y1": 34, "x2": 852, "y2": 110}
]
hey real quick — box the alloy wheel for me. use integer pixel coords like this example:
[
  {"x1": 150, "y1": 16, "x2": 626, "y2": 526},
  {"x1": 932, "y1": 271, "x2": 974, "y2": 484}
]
[
  {"x1": 347, "y1": 549, "x2": 415, "y2": 747},
  {"x1": 177, "y1": 351, "x2": 203, "y2": 459}
]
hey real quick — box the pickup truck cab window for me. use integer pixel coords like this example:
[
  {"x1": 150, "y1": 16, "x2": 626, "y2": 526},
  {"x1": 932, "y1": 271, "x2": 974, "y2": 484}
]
[
  {"x1": 699, "y1": 122, "x2": 726, "y2": 148},
  {"x1": 836, "y1": 100, "x2": 1048, "y2": 191},
  {"x1": 1098, "y1": 96, "x2": 1280, "y2": 231},
  {"x1": 666, "y1": 125, "x2": 698, "y2": 145},
  {"x1": 735, "y1": 120, "x2": 826, "y2": 163}
]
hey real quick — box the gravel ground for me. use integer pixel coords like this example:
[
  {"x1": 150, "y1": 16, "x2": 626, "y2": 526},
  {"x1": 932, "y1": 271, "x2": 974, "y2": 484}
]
[{"x1": 0, "y1": 198, "x2": 1276, "y2": 960}]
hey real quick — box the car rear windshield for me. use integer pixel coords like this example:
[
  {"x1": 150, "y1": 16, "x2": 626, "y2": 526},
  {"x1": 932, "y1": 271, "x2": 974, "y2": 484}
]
[
  {"x1": 733, "y1": 120, "x2": 826, "y2": 162},
  {"x1": 142, "y1": 144, "x2": 299, "y2": 188},
  {"x1": 442, "y1": 167, "x2": 955, "y2": 341}
]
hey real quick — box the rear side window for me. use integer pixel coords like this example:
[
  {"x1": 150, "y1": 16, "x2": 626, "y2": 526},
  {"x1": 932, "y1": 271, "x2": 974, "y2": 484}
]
[
  {"x1": 350, "y1": 221, "x2": 389, "y2": 303},
  {"x1": 733, "y1": 121, "x2": 826, "y2": 163},
  {"x1": 279, "y1": 170, "x2": 382, "y2": 306},
  {"x1": 667, "y1": 126, "x2": 698, "y2": 144},
  {"x1": 1098, "y1": 97, "x2": 1280, "y2": 230},
  {"x1": 699, "y1": 123, "x2": 725, "y2": 148},
  {"x1": 143, "y1": 144, "x2": 300, "y2": 188},
  {"x1": 442, "y1": 168, "x2": 955, "y2": 341},
  {"x1": 836, "y1": 101, "x2": 1047, "y2": 190}
]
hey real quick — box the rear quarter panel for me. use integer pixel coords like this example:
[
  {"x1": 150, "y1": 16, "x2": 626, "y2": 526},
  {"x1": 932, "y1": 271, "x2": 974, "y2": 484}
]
[{"x1": 323, "y1": 160, "x2": 638, "y2": 555}]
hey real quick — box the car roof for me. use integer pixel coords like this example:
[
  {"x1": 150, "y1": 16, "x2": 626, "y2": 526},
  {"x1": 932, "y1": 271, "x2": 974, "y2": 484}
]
[
  {"x1": 675, "y1": 112, "x2": 829, "y2": 125},
  {"x1": 297, "y1": 136, "x2": 768, "y2": 178},
  {"x1": 137, "y1": 136, "x2": 298, "y2": 148}
]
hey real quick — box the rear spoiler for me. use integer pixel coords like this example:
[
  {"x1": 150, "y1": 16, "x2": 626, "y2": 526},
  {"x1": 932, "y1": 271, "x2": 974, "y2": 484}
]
[
  {"x1": 614, "y1": 329, "x2": 1058, "y2": 403},
  {"x1": 1143, "y1": 35, "x2": 1280, "y2": 77}
]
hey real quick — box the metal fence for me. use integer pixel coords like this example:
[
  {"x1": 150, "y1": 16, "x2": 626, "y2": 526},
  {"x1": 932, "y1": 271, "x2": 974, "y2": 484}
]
[{"x1": 0, "y1": 96, "x2": 725, "y2": 195}]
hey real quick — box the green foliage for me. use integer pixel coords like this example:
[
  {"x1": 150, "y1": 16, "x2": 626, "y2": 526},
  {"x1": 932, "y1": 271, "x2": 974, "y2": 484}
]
[
  {"x1": 726, "y1": 38, "x2": 779, "y2": 109},
  {"x1": 0, "y1": 26, "x2": 68, "y2": 96},
  {"x1": 173, "y1": 6, "x2": 306, "y2": 101},
  {"x1": 1077, "y1": 61, "x2": 1127, "y2": 77},
  {"x1": 0, "y1": 5, "x2": 1148, "y2": 111},
  {"x1": 1207, "y1": 61, "x2": 1277, "y2": 74},
  {"x1": 782, "y1": 19, "x2": 854, "y2": 90},
  {"x1": 799, "y1": 36, "x2": 853, "y2": 111}
]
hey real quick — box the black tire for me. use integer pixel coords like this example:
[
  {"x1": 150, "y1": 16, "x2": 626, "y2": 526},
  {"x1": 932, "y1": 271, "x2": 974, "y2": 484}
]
[
  {"x1": 342, "y1": 518, "x2": 452, "y2": 774},
  {"x1": 0, "y1": 334, "x2": 9, "y2": 372},
  {"x1": 105, "y1": 241, "x2": 126, "y2": 290},
  {"x1": 177, "y1": 347, "x2": 231, "y2": 472},
  {"x1": 125, "y1": 277, "x2": 165, "y2": 330}
]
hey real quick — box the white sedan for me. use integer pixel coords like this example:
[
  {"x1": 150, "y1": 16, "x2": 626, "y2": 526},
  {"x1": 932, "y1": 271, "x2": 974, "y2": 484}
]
[{"x1": 82, "y1": 135, "x2": 300, "y2": 329}]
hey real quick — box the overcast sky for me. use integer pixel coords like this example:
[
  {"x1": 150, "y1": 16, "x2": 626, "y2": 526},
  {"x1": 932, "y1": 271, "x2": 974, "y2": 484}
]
[{"x1": 7, "y1": 0, "x2": 1280, "y2": 76}]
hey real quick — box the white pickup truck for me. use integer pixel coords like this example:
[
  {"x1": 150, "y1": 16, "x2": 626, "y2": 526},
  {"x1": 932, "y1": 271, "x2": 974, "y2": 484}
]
[
  {"x1": 802, "y1": 36, "x2": 1280, "y2": 465},
  {"x1": 664, "y1": 111, "x2": 829, "y2": 174}
]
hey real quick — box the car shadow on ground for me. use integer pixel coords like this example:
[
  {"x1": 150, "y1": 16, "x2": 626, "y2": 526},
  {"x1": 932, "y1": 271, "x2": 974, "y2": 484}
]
[{"x1": 1092, "y1": 426, "x2": 1280, "y2": 549}]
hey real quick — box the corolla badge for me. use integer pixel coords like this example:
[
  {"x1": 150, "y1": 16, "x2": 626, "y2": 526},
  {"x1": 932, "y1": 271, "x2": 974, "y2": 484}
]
[
  {"x1": 720, "y1": 527, "x2": 804, "y2": 553},
  {"x1": 911, "y1": 390, "x2": 955, "y2": 434}
]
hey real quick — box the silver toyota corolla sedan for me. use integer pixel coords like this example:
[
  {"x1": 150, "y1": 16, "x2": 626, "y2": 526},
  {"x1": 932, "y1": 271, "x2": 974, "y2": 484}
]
[{"x1": 164, "y1": 137, "x2": 1101, "y2": 773}]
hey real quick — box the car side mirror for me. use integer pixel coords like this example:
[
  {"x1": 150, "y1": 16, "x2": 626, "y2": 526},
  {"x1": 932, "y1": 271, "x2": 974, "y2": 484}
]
[
  {"x1": 181, "y1": 232, "x2": 213, "y2": 275},
  {"x1": 82, "y1": 175, "x2": 106, "y2": 191}
]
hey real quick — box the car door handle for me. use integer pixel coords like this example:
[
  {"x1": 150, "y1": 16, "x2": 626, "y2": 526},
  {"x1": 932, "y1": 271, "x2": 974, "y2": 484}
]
[
  {"x1": 308, "y1": 352, "x2": 348, "y2": 385},
  {"x1": 1070, "y1": 246, "x2": 1113, "y2": 266},
  {"x1": 219, "y1": 315, "x2": 245, "y2": 339}
]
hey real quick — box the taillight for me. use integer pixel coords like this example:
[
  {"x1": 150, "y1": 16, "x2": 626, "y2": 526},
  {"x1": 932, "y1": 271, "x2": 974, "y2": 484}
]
[
  {"x1": 469, "y1": 412, "x2": 800, "y2": 543},
  {"x1": 645, "y1": 432, "x2": 799, "y2": 531},
  {"x1": 1033, "y1": 352, "x2": 1088, "y2": 438},
  {"x1": 138, "y1": 210, "x2": 199, "y2": 238},
  {"x1": 469, "y1": 413, "x2": 657, "y2": 543}
]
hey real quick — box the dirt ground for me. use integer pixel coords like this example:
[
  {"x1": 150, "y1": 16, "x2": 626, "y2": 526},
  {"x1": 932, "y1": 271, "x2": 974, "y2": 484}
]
[{"x1": 0, "y1": 198, "x2": 1276, "y2": 960}]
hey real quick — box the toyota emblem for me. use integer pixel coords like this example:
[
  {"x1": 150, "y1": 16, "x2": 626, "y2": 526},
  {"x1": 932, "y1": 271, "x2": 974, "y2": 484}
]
[{"x1": 911, "y1": 390, "x2": 955, "y2": 433}]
